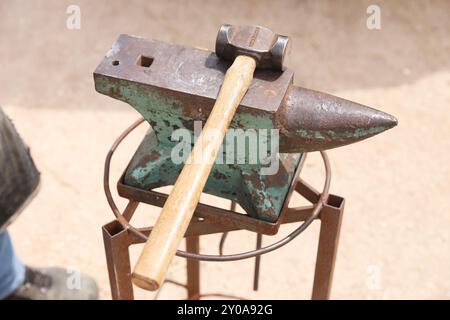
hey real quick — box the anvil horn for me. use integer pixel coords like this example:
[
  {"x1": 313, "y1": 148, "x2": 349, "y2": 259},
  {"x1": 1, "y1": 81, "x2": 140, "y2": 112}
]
[{"x1": 277, "y1": 87, "x2": 398, "y2": 152}]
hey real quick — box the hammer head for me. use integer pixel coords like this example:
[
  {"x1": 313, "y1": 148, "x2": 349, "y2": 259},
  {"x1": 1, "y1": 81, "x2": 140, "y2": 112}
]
[{"x1": 215, "y1": 24, "x2": 289, "y2": 71}]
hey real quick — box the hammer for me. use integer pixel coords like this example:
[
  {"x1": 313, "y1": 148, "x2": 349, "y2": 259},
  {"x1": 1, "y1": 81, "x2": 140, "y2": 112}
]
[{"x1": 132, "y1": 24, "x2": 289, "y2": 291}]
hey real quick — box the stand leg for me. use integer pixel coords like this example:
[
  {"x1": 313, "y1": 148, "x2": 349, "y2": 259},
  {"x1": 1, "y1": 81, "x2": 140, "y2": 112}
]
[
  {"x1": 102, "y1": 221, "x2": 134, "y2": 300},
  {"x1": 253, "y1": 233, "x2": 262, "y2": 291},
  {"x1": 186, "y1": 235, "x2": 200, "y2": 300},
  {"x1": 312, "y1": 196, "x2": 345, "y2": 300}
]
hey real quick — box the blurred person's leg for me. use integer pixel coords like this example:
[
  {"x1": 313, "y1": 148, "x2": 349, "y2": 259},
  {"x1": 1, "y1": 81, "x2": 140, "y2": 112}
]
[
  {"x1": 0, "y1": 108, "x2": 98, "y2": 300},
  {"x1": 0, "y1": 229, "x2": 98, "y2": 300},
  {"x1": 0, "y1": 231, "x2": 25, "y2": 299},
  {"x1": 0, "y1": 106, "x2": 40, "y2": 229}
]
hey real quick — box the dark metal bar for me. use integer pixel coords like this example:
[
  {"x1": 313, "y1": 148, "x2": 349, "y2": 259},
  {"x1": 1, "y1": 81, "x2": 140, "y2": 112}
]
[
  {"x1": 122, "y1": 200, "x2": 139, "y2": 221},
  {"x1": 295, "y1": 178, "x2": 320, "y2": 204},
  {"x1": 102, "y1": 220, "x2": 134, "y2": 300},
  {"x1": 186, "y1": 236, "x2": 201, "y2": 300},
  {"x1": 253, "y1": 233, "x2": 262, "y2": 291},
  {"x1": 311, "y1": 196, "x2": 345, "y2": 299},
  {"x1": 218, "y1": 201, "x2": 236, "y2": 255}
]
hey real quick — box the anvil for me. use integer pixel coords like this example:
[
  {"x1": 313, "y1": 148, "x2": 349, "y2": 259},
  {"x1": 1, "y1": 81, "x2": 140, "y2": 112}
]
[{"x1": 94, "y1": 34, "x2": 397, "y2": 222}]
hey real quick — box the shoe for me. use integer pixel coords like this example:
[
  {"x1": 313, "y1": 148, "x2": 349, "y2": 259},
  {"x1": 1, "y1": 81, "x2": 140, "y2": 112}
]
[{"x1": 5, "y1": 266, "x2": 98, "y2": 300}]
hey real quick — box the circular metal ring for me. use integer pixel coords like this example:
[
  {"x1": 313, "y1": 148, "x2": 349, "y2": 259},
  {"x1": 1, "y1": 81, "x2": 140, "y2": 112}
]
[{"x1": 104, "y1": 117, "x2": 331, "y2": 262}]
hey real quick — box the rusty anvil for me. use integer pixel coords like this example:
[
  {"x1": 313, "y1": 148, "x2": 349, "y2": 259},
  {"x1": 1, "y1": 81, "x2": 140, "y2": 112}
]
[{"x1": 94, "y1": 33, "x2": 397, "y2": 223}]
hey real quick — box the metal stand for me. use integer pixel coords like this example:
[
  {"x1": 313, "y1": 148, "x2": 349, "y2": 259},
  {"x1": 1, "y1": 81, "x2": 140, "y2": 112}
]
[
  {"x1": 102, "y1": 179, "x2": 344, "y2": 300},
  {"x1": 102, "y1": 119, "x2": 345, "y2": 300}
]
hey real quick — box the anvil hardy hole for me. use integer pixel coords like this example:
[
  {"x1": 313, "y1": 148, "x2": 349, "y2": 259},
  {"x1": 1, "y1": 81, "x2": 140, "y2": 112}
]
[
  {"x1": 111, "y1": 60, "x2": 120, "y2": 66},
  {"x1": 137, "y1": 55, "x2": 153, "y2": 68}
]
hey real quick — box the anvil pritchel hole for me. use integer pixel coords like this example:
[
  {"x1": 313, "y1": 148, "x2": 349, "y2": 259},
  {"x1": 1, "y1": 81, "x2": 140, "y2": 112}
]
[
  {"x1": 137, "y1": 55, "x2": 154, "y2": 68},
  {"x1": 112, "y1": 60, "x2": 120, "y2": 66}
]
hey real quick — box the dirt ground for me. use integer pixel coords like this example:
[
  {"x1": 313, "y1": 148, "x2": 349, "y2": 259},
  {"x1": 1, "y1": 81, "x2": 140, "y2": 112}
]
[{"x1": 1, "y1": 0, "x2": 449, "y2": 299}]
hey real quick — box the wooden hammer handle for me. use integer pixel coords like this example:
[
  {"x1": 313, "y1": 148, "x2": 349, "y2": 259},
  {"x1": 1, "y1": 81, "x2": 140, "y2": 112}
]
[{"x1": 132, "y1": 55, "x2": 256, "y2": 291}]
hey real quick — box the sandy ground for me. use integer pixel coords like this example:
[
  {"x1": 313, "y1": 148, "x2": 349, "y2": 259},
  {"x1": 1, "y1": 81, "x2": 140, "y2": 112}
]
[{"x1": 1, "y1": 0, "x2": 449, "y2": 299}]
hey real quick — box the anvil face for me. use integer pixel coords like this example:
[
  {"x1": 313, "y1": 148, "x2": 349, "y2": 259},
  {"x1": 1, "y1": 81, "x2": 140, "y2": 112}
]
[
  {"x1": 94, "y1": 34, "x2": 292, "y2": 113},
  {"x1": 94, "y1": 34, "x2": 397, "y2": 222},
  {"x1": 94, "y1": 35, "x2": 296, "y2": 154},
  {"x1": 94, "y1": 35, "x2": 397, "y2": 154}
]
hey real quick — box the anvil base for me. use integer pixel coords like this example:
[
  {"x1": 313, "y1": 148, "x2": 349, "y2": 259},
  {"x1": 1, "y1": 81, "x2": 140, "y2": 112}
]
[{"x1": 122, "y1": 128, "x2": 303, "y2": 223}]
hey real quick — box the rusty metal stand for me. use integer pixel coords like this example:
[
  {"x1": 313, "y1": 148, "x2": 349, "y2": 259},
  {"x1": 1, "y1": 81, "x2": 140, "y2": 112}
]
[
  {"x1": 185, "y1": 236, "x2": 201, "y2": 299},
  {"x1": 102, "y1": 178, "x2": 344, "y2": 300},
  {"x1": 102, "y1": 119, "x2": 345, "y2": 300}
]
